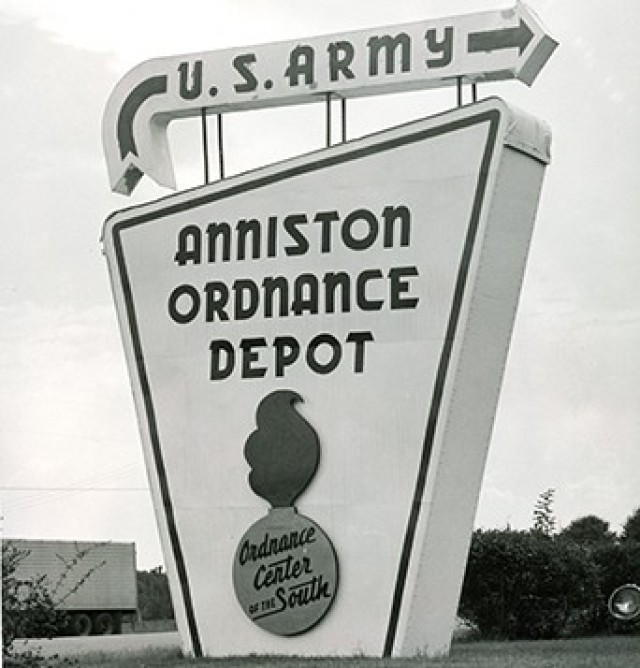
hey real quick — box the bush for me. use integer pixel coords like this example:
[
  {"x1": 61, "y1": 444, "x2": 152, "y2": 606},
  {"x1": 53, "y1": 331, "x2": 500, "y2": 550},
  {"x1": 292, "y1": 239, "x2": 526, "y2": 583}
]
[
  {"x1": 589, "y1": 540, "x2": 640, "y2": 633},
  {"x1": 592, "y1": 540, "x2": 640, "y2": 597},
  {"x1": 622, "y1": 508, "x2": 640, "y2": 542},
  {"x1": 2, "y1": 543, "x2": 68, "y2": 662},
  {"x1": 137, "y1": 567, "x2": 174, "y2": 621},
  {"x1": 559, "y1": 515, "x2": 617, "y2": 545},
  {"x1": 459, "y1": 529, "x2": 600, "y2": 639}
]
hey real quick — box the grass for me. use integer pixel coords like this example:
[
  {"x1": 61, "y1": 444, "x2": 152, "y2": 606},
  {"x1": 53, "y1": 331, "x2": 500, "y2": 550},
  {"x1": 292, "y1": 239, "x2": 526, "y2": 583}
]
[{"x1": 45, "y1": 635, "x2": 640, "y2": 668}]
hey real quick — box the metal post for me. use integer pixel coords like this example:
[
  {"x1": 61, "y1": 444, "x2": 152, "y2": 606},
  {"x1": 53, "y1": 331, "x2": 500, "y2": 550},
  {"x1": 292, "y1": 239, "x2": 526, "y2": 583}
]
[
  {"x1": 326, "y1": 92, "x2": 332, "y2": 147},
  {"x1": 201, "y1": 108, "x2": 210, "y2": 185},
  {"x1": 472, "y1": 83, "x2": 478, "y2": 103},
  {"x1": 456, "y1": 77, "x2": 463, "y2": 107},
  {"x1": 341, "y1": 97, "x2": 347, "y2": 143},
  {"x1": 217, "y1": 114, "x2": 225, "y2": 180}
]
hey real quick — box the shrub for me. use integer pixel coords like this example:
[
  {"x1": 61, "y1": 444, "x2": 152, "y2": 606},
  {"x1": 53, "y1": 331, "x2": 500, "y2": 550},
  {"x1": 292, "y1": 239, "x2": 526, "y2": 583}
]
[
  {"x1": 589, "y1": 540, "x2": 640, "y2": 633},
  {"x1": 559, "y1": 515, "x2": 617, "y2": 545},
  {"x1": 2, "y1": 543, "x2": 67, "y2": 662},
  {"x1": 137, "y1": 567, "x2": 174, "y2": 621},
  {"x1": 622, "y1": 508, "x2": 640, "y2": 543},
  {"x1": 459, "y1": 529, "x2": 600, "y2": 639}
]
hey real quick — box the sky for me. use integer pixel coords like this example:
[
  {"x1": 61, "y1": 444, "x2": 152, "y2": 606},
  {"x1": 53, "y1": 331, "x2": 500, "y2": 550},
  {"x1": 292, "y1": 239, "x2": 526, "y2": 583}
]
[{"x1": 1, "y1": 0, "x2": 639, "y2": 571}]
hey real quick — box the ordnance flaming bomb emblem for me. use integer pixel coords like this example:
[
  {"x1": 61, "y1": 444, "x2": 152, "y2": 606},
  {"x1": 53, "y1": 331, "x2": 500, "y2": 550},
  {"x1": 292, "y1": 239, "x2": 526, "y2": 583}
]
[
  {"x1": 245, "y1": 390, "x2": 320, "y2": 509},
  {"x1": 232, "y1": 390, "x2": 338, "y2": 636}
]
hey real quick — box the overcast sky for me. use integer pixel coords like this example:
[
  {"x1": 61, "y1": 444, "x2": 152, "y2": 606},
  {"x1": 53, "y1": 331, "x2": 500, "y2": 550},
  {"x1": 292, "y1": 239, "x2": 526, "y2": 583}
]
[{"x1": 1, "y1": 0, "x2": 639, "y2": 570}]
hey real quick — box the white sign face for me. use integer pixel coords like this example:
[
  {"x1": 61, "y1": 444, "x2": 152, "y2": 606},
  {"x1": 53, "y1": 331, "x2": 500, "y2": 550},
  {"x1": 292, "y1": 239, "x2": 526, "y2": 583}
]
[
  {"x1": 102, "y1": 3, "x2": 556, "y2": 194},
  {"x1": 103, "y1": 98, "x2": 550, "y2": 658}
]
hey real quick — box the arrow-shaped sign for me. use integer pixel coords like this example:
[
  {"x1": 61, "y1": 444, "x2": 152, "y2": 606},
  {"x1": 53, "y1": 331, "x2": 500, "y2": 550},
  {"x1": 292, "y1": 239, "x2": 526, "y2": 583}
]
[
  {"x1": 112, "y1": 75, "x2": 169, "y2": 195},
  {"x1": 468, "y1": 18, "x2": 534, "y2": 56},
  {"x1": 118, "y1": 76, "x2": 168, "y2": 159},
  {"x1": 102, "y1": 2, "x2": 557, "y2": 195}
]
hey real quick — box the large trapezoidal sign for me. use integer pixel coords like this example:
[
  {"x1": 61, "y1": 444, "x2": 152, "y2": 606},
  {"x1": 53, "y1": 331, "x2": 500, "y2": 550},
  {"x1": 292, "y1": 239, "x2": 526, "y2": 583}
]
[{"x1": 103, "y1": 97, "x2": 550, "y2": 657}]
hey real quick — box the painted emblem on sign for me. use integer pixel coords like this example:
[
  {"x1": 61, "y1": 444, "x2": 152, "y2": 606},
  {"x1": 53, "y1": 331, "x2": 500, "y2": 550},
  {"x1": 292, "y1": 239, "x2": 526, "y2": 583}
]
[{"x1": 233, "y1": 390, "x2": 338, "y2": 635}]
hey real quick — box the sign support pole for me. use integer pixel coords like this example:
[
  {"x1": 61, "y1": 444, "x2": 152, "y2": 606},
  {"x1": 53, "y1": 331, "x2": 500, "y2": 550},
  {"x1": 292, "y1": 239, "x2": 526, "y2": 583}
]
[
  {"x1": 325, "y1": 93, "x2": 332, "y2": 148},
  {"x1": 201, "y1": 108, "x2": 210, "y2": 185},
  {"x1": 217, "y1": 114, "x2": 225, "y2": 180},
  {"x1": 326, "y1": 95, "x2": 347, "y2": 146}
]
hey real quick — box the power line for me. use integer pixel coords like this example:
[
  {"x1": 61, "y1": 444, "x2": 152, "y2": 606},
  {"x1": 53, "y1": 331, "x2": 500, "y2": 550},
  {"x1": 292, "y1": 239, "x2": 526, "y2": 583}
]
[
  {"x1": 1, "y1": 487, "x2": 149, "y2": 492},
  {"x1": 0, "y1": 461, "x2": 150, "y2": 513},
  {"x1": 2, "y1": 487, "x2": 152, "y2": 514}
]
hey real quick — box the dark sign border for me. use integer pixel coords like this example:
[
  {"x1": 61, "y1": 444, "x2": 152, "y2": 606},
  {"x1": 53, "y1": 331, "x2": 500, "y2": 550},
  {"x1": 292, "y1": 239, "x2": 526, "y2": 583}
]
[{"x1": 105, "y1": 105, "x2": 502, "y2": 657}]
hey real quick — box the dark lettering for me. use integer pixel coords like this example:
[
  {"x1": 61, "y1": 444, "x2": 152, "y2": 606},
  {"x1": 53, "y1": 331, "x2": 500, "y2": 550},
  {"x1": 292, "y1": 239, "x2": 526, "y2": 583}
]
[
  {"x1": 233, "y1": 53, "x2": 258, "y2": 93},
  {"x1": 239, "y1": 541, "x2": 250, "y2": 565},
  {"x1": 168, "y1": 284, "x2": 200, "y2": 323},
  {"x1": 323, "y1": 271, "x2": 350, "y2": 313},
  {"x1": 253, "y1": 555, "x2": 313, "y2": 590},
  {"x1": 207, "y1": 222, "x2": 231, "y2": 262},
  {"x1": 284, "y1": 575, "x2": 331, "y2": 608},
  {"x1": 383, "y1": 204, "x2": 411, "y2": 247},
  {"x1": 285, "y1": 45, "x2": 315, "y2": 86},
  {"x1": 347, "y1": 331, "x2": 374, "y2": 373},
  {"x1": 236, "y1": 218, "x2": 261, "y2": 260},
  {"x1": 276, "y1": 586, "x2": 287, "y2": 610},
  {"x1": 356, "y1": 269, "x2": 384, "y2": 310},
  {"x1": 178, "y1": 60, "x2": 202, "y2": 100},
  {"x1": 307, "y1": 334, "x2": 341, "y2": 375},
  {"x1": 210, "y1": 339, "x2": 235, "y2": 380},
  {"x1": 204, "y1": 281, "x2": 230, "y2": 322},
  {"x1": 425, "y1": 27, "x2": 453, "y2": 69},
  {"x1": 233, "y1": 279, "x2": 260, "y2": 320},
  {"x1": 267, "y1": 215, "x2": 278, "y2": 257},
  {"x1": 273, "y1": 336, "x2": 300, "y2": 377},
  {"x1": 342, "y1": 208, "x2": 378, "y2": 250},
  {"x1": 328, "y1": 41, "x2": 355, "y2": 81},
  {"x1": 314, "y1": 210, "x2": 340, "y2": 252},
  {"x1": 240, "y1": 338, "x2": 267, "y2": 379},
  {"x1": 175, "y1": 225, "x2": 202, "y2": 266},
  {"x1": 262, "y1": 276, "x2": 289, "y2": 318},
  {"x1": 389, "y1": 266, "x2": 419, "y2": 309},
  {"x1": 284, "y1": 214, "x2": 309, "y2": 256},
  {"x1": 238, "y1": 528, "x2": 317, "y2": 565},
  {"x1": 292, "y1": 274, "x2": 319, "y2": 315},
  {"x1": 368, "y1": 33, "x2": 411, "y2": 75}
]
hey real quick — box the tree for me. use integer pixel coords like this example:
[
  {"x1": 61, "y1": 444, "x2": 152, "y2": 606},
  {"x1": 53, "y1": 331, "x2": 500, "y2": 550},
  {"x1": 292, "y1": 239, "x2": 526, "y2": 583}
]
[
  {"x1": 590, "y1": 539, "x2": 640, "y2": 633},
  {"x1": 622, "y1": 507, "x2": 640, "y2": 542},
  {"x1": 532, "y1": 488, "x2": 557, "y2": 536},
  {"x1": 2, "y1": 542, "x2": 67, "y2": 662},
  {"x1": 137, "y1": 567, "x2": 174, "y2": 621},
  {"x1": 459, "y1": 528, "x2": 600, "y2": 639},
  {"x1": 560, "y1": 515, "x2": 617, "y2": 545}
]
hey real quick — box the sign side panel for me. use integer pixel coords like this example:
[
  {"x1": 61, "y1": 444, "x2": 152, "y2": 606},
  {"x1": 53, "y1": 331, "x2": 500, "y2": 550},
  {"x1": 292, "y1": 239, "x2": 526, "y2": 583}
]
[
  {"x1": 383, "y1": 109, "x2": 502, "y2": 655},
  {"x1": 400, "y1": 144, "x2": 549, "y2": 655},
  {"x1": 105, "y1": 224, "x2": 202, "y2": 656}
]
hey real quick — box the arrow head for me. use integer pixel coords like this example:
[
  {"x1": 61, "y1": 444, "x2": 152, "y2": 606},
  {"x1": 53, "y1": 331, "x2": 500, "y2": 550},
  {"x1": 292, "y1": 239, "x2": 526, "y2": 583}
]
[
  {"x1": 517, "y1": 18, "x2": 534, "y2": 56},
  {"x1": 515, "y1": 3, "x2": 558, "y2": 85},
  {"x1": 112, "y1": 157, "x2": 144, "y2": 196},
  {"x1": 467, "y1": 16, "x2": 534, "y2": 56},
  {"x1": 109, "y1": 147, "x2": 177, "y2": 197},
  {"x1": 104, "y1": 69, "x2": 176, "y2": 195}
]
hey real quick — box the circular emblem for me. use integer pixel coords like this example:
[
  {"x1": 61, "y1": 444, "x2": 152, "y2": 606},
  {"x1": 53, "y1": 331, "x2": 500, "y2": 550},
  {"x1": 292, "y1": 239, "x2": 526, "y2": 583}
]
[
  {"x1": 233, "y1": 508, "x2": 338, "y2": 636},
  {"x1": 608, "y1": 584, "x2": 640, "y2": 621}
]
